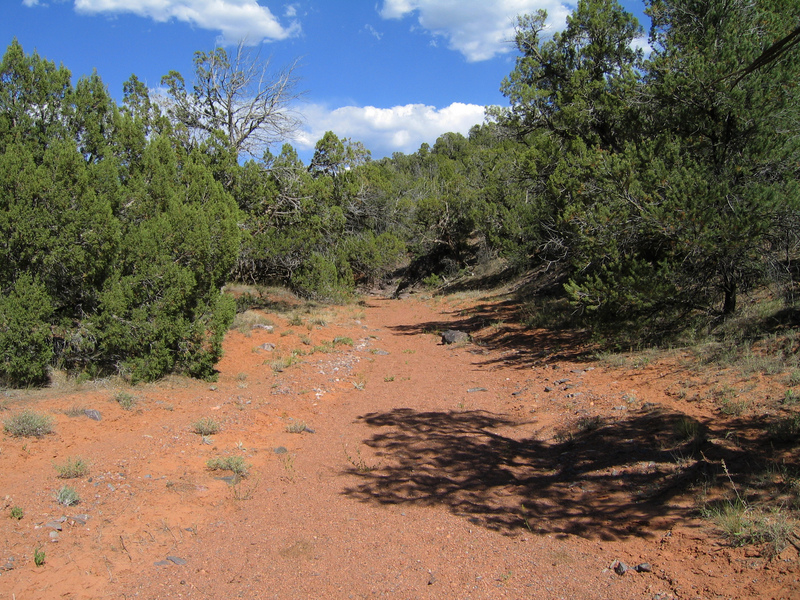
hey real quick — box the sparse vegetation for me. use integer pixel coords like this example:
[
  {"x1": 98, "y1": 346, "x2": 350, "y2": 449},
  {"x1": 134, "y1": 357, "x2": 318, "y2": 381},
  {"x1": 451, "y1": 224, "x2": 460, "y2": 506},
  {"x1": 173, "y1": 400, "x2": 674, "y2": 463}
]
[
  {"x1": 114, "y1": 392, "x2": 136, "y2": 411},
  {"x1": 54, "y1": 456, "x2": 89, "y2": 479},
  {"x1": 34, "y1": 547, "x2": 45, "y2": 567},
  {"x1": 54, "y1": 485, "x2": 80, "y2": 506},
  {"x1": 192, "y1": 417, "x2": 221, "y2": 436},
  {"x1": 3, "y1": 410, "x2": 54, "y2": 437},
  {"x1": 9, "y1": 506, "x2": 23, "y2": 520},
  {"x1": 286, "y1": 420, "x2": 309, "y2": 434},
  {"x1": 206, "y1": 455, "x2": 249, "y2": 477}
]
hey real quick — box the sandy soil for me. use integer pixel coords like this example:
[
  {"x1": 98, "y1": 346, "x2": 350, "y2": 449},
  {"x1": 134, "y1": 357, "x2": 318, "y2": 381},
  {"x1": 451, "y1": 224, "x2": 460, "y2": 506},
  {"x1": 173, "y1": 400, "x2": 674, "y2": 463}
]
[{"x1": 1, "y1": 290, "x2": 798, "y2": 599}]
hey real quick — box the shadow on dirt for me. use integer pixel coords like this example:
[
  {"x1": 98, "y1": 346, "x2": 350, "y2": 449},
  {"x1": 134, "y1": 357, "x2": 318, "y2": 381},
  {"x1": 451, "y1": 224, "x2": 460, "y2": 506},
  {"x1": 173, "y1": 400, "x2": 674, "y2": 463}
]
[{"x1": 342, "y1": 407, "x2": 755, "y2": 540}]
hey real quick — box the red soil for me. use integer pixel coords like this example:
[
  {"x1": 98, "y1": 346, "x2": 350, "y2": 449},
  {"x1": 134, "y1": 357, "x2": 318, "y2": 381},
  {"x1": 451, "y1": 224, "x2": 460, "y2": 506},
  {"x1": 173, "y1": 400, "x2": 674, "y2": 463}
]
[{"x1": 0, "y1": 291, "x2": 798, "y2": 599}]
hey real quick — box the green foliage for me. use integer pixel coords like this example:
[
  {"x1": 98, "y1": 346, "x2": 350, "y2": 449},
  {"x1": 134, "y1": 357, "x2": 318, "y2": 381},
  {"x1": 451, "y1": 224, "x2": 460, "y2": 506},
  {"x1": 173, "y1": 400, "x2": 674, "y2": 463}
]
[
  {"x1": 34, "y1": 547, "x2": 45, "y2": 567},
  {"x1": 3, "y1": 410, "x2": 54, "y2": 437},
  {"x1": 0, "y1": 274, "x2": 54, "y2": 386},
  {"x1": 192, "y1": 417, "x2": 220, "y2": 436},
  {"x1": 54, "y1": 456, "x2": 90, "y2": 479},
  {"x1": 206, "y1": 455, "x2": 249, "y2": 477},
  {"x1": 9, "y1": 506, "x2": 23, "y2": 520},
  {"x1": 54, "y1": 485, "x2": 80, "y2": 506},
  {"x1": 0, "y1": 41, "x2": 240, "y2": 386}
]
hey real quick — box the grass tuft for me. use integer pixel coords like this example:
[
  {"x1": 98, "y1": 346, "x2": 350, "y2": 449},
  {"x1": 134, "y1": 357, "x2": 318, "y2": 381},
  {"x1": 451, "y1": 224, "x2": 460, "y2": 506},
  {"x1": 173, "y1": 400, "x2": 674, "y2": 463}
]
[
  {"x1": 114, "y1": 392, "x2": 136, "y2": 411},
  {"x1": 192, "y1": 417, "x2": 221, "y2": 436},
  {"x1": 54, "y1": 456, "x2": 89, "y2": 479},
  {"x1": 3, "y1": 410, "x2": 54, "y2": 437},
  {"x1": 206, "y1": 455, "x2": 249, "y2": 477},
  {"x1": 54, "y1": 485, "x2": 80, "y2": 506}
]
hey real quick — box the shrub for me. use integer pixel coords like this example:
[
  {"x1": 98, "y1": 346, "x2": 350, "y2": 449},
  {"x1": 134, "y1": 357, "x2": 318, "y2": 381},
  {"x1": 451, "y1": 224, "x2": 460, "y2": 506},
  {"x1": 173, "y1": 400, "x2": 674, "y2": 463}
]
[
  {"x1": 206, "y1": 455, "x2": 249, "y2": 477},
  {"x1": 114, "y1": 392, "x2": 136, "y2": 411},
  {"x1": 192, "y1": 417, "x2": 220, "y2": 436},
  {"x1": 54, "y1": 456, "x2": 89, "y2": 479},
  {"x1": 54, "y1": 485, "x2": 80, "y2": 506},
  {"x1": 9, "y1": 506, "x2": 23, "y2": 520},
  {"x1": 3, "y1": 410, "x2": 54, "y2": 437}
]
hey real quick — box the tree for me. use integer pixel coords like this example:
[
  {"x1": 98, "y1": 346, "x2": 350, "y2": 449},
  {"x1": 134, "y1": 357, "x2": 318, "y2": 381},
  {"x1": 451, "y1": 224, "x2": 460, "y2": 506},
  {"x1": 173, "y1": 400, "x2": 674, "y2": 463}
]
[{"x1": 160, "y1": 42, "x2": 303, "y2": 159}]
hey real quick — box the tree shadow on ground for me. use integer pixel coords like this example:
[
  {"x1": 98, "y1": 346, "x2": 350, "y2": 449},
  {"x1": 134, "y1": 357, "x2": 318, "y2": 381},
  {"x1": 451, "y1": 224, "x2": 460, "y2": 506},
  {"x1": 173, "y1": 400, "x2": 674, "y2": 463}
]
[{"x1": 342, "y1": 407, "x2": 761, "y2": 540}]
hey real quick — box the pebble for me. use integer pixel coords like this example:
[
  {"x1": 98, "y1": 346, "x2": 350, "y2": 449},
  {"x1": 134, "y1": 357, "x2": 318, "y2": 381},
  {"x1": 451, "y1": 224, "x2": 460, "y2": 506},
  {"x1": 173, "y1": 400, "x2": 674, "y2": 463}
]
[
  {"x1": 252, "y1": 324, "x2": 274, "y2": 332},
  {"x1": 71, "y1": 514, "x2": 89, "y2": 525},
  {"x1": 467, "y1": 387, "x2": 487, "y2": 393},
  {"x1": 45, "y1": 521, "x2": 63, "y2": 531},
  {"x1": 274, "y1": 446, "x2": 288, "y2": 454},
  {"x1": 260, "y1": 343, "x2": 276, "y2": 351},
  {"x1": 614, "y1": 560, "x2": 629, "y2": 575},
  {"x1": 636, "y1": 562, "x2": 652, "y2": 573},
  {"x1": 49, "y1": 531, "x2": 60, "y2": 542},
  {"x1": 166, "y1": 555, "x2": 187, "y2": 565}
]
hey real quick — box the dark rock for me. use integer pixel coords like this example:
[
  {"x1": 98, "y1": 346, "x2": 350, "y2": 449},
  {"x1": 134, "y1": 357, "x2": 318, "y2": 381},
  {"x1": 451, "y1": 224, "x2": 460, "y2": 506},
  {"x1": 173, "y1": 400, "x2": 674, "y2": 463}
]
[
  {"x1": 614, "y1": 560, "x2": 629, "y2": 575},
  {"x1": 635, "y1": 563, "x2": 652, "y2": 573},
  {"x1": 166, "y1": 555, "x2": 187, "y2": 565},
  {"x1": 544, "y1": 386, "x2": 553, "y2": 393},
  {"x1": 84, "y1": 409, "x2": 102, "y2": 421},
  {"x1": 441, "y1": 330, "x2": 469, "y2": 345}
]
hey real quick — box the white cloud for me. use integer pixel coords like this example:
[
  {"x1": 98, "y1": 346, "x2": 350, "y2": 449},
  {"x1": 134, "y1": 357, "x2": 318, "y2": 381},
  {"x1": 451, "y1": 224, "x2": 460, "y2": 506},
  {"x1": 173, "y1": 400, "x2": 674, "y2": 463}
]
[
  {"x1": 379, "y1": 0, "x2": 573, "y2": 62},
  {"x1": 73, "y1": 0, "x2": 301, "y2": 44},
  {"x1": 291, "y1": 102, "x2": 487, "y2": 159}
]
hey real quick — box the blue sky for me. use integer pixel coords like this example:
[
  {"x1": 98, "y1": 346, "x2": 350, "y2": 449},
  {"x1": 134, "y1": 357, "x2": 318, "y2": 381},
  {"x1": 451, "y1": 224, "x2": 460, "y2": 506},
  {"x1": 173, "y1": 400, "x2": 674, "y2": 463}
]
[{"x1": 4, "y1": 1, "x2": 650, "y2": 162}]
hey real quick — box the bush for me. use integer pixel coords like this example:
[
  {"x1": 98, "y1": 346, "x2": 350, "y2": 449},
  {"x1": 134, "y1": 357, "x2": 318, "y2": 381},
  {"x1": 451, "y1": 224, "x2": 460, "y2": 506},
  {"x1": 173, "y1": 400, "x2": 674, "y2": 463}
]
[
  {"x1": 192, "y1": 417, "x2": 220, "y2": 436},
  {"x1": 0, "y1": 275, "x2": 54, "y2": 386},
  {"x1": 3, "y1": 410, "x2": 54, "y2": 437},
  {"x1": 206, "y1": 455, "x2": 249, "y2": 477},
  {"x1": 54, "y1": 485, "x2": 80, "y2": 506},
  {"x1": 54, "y1": 456, "x2": 89, "y2": 479}
]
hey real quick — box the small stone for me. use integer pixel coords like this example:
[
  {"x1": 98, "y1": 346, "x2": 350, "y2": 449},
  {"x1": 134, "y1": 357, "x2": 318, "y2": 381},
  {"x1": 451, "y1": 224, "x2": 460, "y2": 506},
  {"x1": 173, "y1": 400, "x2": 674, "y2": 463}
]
[
  {"x1": 467, "y1": 387, "x2": 487, "y2": 393},
  {"x1": 154, "y1": 560, "x2": 171, "y2": 566},
  {"x1": 71, "y1": 514, "x2": 89, "y2": 525},
  {"x1": 260, "y1": 343, "x2": 276, "y2": 351},
  {"x1": 274, "y1": 446, "x2": 288, "y2": 454},
  {"x1": 49, "y1": 531, "x2": 60, "y2": 542},
  {"x1": 166, "y1": 555, "x2": 187, "y2": 565},
  {"x1": 83, "y1": 409, "x2": 102, "y2": 421},
  {"x1": 544, "y1": 386, "x2": 553, "y2": 393},
  {"x1": 252, "y1": 324, "x2": 274, "y2": 332},
  {"x1": 45, "y1": 521, "x2": 63, "y2": 531},
  {"x1": 614, "y1": 560, "x2": 629, "y2": 575},
  {"x1": 635, "y1": 563, "x2": 652, "y2": 573},
  {"x1": 373, "y1": 349, "x2": 390, "y2": 355}
]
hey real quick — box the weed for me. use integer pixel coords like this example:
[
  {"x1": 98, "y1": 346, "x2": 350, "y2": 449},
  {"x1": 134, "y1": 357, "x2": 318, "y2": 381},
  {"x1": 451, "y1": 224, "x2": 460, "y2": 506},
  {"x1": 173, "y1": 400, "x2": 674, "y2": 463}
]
[
  {"x1": 192, "y1": 417, "x2": 220, "y2": 436},
  {"x1": 576, "y1": 415, "x2": 603, "y2": 432},
  {"x1": 674, "y1": 417, "x2": 702, "y2": 443},
  {"x1": 54, "y1": 456, "x2": 89, "y2": 479},
  {"x1": 402, "y1": 349, "x2": 416, "y2": 354},
  {"x1": 280, "y1": 453, "x2": 296, "y2": 482},
  {"x1": 782, "y1": 389, "x2": 799, "y2": 406},
  {"x1": 3, "y1": 410, "x2": 54, "y2": 437},
  {"x1": 352, "y1": 373, "x2": 366, "y2": 390},
  {"x1": 333, "y1": 336, "x2": 353, "y2": 346},
  {"x1": 286, "y1": 420, "x2": 309, "y2": 434},
  {"x1": 206, "y1": 455, "x2": 249, "y2": 477},
  {"x1": 269, "y1": 354, "x2": 299, "y2": 372},
  {"x1": 230, "y1": 473, "x2": 260, "y2": 500},
  {"x1": 9, "y1": 506, "x2": 23, "y2": 520},
  {"x1": 384, "y1": 375, "x2": 395, "y2": 382},
  {"x1": 231, "y1": 310, "x2": 274, "y2": 336},
  {"x1": 768, "y1": 414, "x2": 800, "y2": 443},
  {"x1": 788, "y1": 370, "x2": 800, "y2": 387},
  {"x1": 114, "y1": 392, "x2": 136, "y2": 411},
  {"x1": 299, "y1": 334, "x2": 312, "y2": 346},
  {"x1": 34, "y1": 547, "x2": 45, "y2": 567},
  {"x1": 288, "y1": 314, "x2": 303, "y2": 327},
  {"x1": 63, "y1": 405, "x2": 86, "y2": 418},
  {"x1": 54, "y1": 485, "x2": 80, "y2": 506},
  {"x1": 344, "y1": 444, "x2": 379, "y2": 473}
]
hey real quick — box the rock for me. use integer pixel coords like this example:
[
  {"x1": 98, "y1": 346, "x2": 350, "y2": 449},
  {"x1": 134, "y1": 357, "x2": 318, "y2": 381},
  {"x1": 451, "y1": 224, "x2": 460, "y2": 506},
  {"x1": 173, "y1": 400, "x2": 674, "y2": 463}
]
[
  {"x1": 613, "y1": 560, "x2": 629, "y2": 575},
  {"x1": 252, "y1": 324, "x2": 274, "y2": 332},
  {"x1": 49, "y1": 531, "x2": 60, "y2": 542},
  {"x1": 467, "y1": 387, "x2": 487, "y2": 393},
  {"x1": 71, "y1": 514, "x2": 89, "y2": 525},
  {"x1": 441, "y1": 330, "x2": 469, "y2": 345},
  {"x1": 274, "y1": 446, "x2": 288, "y2": 454},
  {"x1": 260, "y1": 343, "x2": 276, "y2": 351},
  {"x1": 635, "y1": 563, "x2": 652, "y2": 573},
  {"x1": 166, "y1": 555, "x2": 187, "y2": 565},
  {"x1": 2, "y1": 557, "x2": 15, "y2": 571},
  {"x1": 373, "y1": 349, "x2": 390, "y2": 355},
  {"x1": 154, "y1": 560, "x2": 171, "y2": 566},
  {"x1": 83, "y1": 409, "x2": 102, "y2": 421},
  {"x1": 45, "y1": 521, "x2": 63, "y2": 531},
  {"x1": 544, "y1": 386, "x2": 554, "y2": 393}
]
